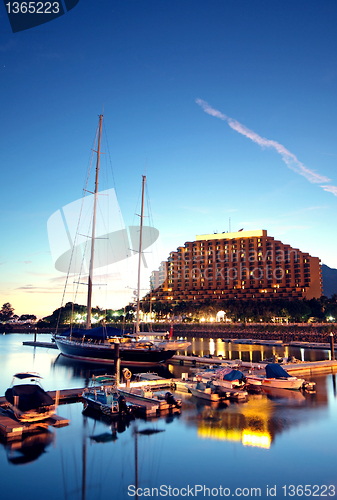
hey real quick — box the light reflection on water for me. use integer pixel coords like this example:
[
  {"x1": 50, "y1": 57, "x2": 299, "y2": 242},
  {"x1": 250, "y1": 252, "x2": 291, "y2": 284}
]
[{"x1": 0, "y1": 334, "x2": 336, "y2": 500}]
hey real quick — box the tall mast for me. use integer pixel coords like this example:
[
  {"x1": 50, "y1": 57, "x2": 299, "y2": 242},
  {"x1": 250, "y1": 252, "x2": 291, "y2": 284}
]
[
  {"x1": 135, "y1": 175, "x2": 146, "y2": 334},
  {"x1": 86, "y1": 114, "x2": 103, "y2": 330}
]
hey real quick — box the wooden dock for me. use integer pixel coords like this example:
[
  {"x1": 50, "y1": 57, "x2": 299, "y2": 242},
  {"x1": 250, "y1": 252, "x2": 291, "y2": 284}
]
[
  {"x1": 22, "y1": 341, "x2": 58, "y2": 349},
  {"x1": 0, "y1": 387, "x2": 84, "y2": 409},
  {"x1": 172, "y1": 355, "x2": 337, "y2": 375},
  {"x1": 278, "y1": 360, "x2": 337, "y2": 376},
  {"x1": 121, "y1": 394, "x2": 180, "y2": 417},
  {"x1": 0, "y1": 409, "x2": 69, "y2": 441}
]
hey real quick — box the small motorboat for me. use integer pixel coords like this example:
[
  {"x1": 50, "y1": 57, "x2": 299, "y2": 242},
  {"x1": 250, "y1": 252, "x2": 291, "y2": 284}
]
[
  {"x1": 118, "y1": 386, "x2": 181, "y2": 409},
  {"x1": 195, "y1": 367, "x2": 246, "y2": 390},
  {"x1": 186, "y1": 380, "x2": 221, "y2": 402},
  {"x1": 82, "y1": 375, "x2": 132, "y2": 417},
  {"x1": 5, "y1": 373, "x2": 56, "y2": 423},
  {"x1": 246, "y1": 364, "x2": 305, "y2": 390}
]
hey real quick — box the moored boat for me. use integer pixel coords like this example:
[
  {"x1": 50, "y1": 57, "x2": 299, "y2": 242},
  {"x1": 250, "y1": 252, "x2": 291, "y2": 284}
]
[
  {"x1": 118, "y1": 385, "x2": 181, "y2": 409},
  {"x1": 195, "y1": 367, "x2": 246, "y2": 390},
  {"x1": 246, "y1": 364, "x2": 305, "y2": 390},
  {"x1": 82, "y1": 375, "x2": 133, "y2": 416},
  {"x1": 54, "y1": 115, "x2": 190, "y2": 366},
  {"x1": 5, "y1": 373, "x2": 56, "y2": 423},
  {"x1": 55, "y1": 328, "x2": 177, "y2": 366},
  {"x1": 186, "y1": 379, "x2": 222, "y2": 402}
]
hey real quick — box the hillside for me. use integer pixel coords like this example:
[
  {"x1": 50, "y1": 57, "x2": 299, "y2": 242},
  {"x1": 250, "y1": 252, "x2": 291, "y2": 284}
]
[{"x1": 322, "y1": 264, "x2": 337, "y2": 298}]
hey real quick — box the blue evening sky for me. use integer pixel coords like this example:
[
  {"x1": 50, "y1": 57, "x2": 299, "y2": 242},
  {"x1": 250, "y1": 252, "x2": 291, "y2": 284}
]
[{"x1": 0, "y1": 0, "x2": 336, "y2": 317}]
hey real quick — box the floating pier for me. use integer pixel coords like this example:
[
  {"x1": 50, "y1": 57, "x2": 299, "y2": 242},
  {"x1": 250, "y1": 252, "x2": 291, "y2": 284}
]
[
  {"x1": 172, "y1": 355, "x2": 337, "y2": 375},
  {"x1": 0, "y1": 387, "x2": 83, "y2": 441},
  {"x1": 22, "y1": 340, "x2": 58, "y2": 349},
  {"x1": 0, "y1": 408, "x2": 69, "y2": 441},
  {"x1": 121, "y1": 394, "x2": 180, "y2": 417}
]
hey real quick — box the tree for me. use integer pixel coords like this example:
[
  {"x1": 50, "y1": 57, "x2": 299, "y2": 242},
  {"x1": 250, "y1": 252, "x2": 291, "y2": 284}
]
[
  {"x1": 19, "y1": 314, "x2": 37, "y2": 322},
  {"x1": 0, "y1": 303, "x2": 15, "y2": 322}
]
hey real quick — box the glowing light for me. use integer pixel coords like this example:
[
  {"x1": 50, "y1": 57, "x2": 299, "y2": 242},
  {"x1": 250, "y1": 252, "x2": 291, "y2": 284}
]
[
  {"x1": 198, "y1": 425, "x2": 242, "y2": 442},
  {"x1": 242, "y1": 431, "x2": 271, "y2": 449},
  {"x1": 209, "y1": 338, "x2": 215, "y2": 356}
]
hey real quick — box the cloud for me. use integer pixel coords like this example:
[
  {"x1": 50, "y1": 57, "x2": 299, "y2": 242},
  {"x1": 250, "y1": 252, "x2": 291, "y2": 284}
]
[
  {"x1": 196, "y1": 99, "x2": 337, "y2": 195},
  {"x1": 320, "y1": 185, "x2": 337, "y2": 196},
  {"x1": 15, "y1": 284, "x2": 61, "y2": 293}
]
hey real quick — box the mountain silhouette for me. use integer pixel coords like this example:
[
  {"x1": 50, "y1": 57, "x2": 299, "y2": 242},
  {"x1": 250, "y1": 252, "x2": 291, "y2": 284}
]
[{"x1": 322, "y1": 264, "x2": 337, "y2": 298}]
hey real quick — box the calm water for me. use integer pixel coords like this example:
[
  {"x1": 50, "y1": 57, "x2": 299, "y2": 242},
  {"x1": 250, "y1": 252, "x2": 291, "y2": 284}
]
[{"x1": 1, "y1": 333, "x2": 336, "y2": 500}]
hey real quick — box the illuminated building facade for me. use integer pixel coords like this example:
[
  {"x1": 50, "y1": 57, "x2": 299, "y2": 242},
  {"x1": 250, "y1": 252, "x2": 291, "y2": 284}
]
[
  {"x1": 146, "y1": 230, "x2": 322, "y2": 303},
  {"x1": 150, "y1": 261, "x2": 167, "y2": 291}
]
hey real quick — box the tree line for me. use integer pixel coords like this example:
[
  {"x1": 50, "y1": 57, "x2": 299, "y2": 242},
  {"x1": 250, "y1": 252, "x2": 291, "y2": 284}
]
[
  {"x1": 140, "y1": 296, "x2": 337, "y2": 323},
  {"x1": 0, "y1": 303, "x2": 36, "y2": 323},
  {"x1": 2, "y1": 295, "x2": 337, "y2": 326}
]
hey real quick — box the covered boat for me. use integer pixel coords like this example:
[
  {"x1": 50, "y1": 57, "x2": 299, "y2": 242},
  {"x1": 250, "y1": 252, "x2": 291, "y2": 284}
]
[
  {"x1": 246, "y1": 364, "x2": 305, "y2": 390},
  {"x1": 5, "y1": 373, "x2": 56, "y2": 422},
  {"x1": 196, "y1": 367, "x2": 246, "y2": 390}
]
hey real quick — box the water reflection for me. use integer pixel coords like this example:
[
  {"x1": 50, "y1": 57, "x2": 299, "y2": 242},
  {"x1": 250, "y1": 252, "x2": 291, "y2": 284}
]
[
  {"x1": 181, "y1": 337, "x2": 332, "y2": 363},
  {"x1": 1, "y1": 334, "x2": 337, "y2": 500},
  {"x1": 182, "y1": 381, "x2": 327, "y2": 451},
  {"x1": 3, "y1": 430, "x2": 55, "y2": 465},
  {"x1": 52, "y1": 354, "x2": 174, "y2": 382}
]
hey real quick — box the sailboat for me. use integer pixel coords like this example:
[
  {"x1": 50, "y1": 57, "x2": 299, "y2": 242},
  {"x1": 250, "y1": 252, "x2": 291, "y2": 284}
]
[{"x1": 54, "y1": 115, "x2": 188, "y2": 366}]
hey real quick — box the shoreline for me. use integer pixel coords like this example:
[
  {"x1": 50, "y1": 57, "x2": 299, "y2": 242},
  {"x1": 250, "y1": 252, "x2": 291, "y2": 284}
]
[{"x1": 2, "y1": 322, "x2": 337, "y2": 344}]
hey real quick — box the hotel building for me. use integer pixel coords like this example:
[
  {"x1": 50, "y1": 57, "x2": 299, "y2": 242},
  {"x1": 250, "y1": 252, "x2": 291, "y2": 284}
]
[{"x1": 145, "y1": 230, "x2": 322, "y2": 303}]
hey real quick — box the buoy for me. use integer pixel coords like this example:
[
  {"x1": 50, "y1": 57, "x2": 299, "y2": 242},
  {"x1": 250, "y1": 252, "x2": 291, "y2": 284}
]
[{"x1": 122, "y1": 368, "x2": 132, "y2": 380}]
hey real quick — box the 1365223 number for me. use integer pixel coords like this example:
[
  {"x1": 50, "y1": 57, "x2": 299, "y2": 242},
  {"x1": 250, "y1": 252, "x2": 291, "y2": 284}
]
[
  {"x1": 282, "y1": 485, "x2": 336, "y2": 496},
  {"x1": 5, "y1": 2, "x2": 60, "y2": 14}
]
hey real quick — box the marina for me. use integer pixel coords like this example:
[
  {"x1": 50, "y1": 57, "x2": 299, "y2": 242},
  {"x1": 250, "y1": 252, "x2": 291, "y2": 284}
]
[
  {"x1": 2, "y1": 3, "x2": 337, "y2": 500},
  {"x1": 1, "y1": 332, "x2": 337, "y2": 500}
]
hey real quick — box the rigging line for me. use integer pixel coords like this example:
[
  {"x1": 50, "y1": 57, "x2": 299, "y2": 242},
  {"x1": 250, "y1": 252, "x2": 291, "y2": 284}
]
[
  {"x1": 56, "y1": 120, "x2": 100, "y2": 334},
  {"x1": 60, "y1": 447, "x2": 69, "y2": 500},
  {"x1": 131, "y1": 183, "x2": 143, "y2": 227}
]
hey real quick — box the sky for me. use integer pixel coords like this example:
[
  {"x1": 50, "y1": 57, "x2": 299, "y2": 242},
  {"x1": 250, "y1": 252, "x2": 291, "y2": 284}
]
[{"x1": 0, "y1": 0, "x2": 337, "y2": 318}]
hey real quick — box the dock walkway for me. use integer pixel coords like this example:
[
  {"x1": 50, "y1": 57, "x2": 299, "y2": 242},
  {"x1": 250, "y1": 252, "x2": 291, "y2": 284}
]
[
  {"x1": 0, "y1": 409, "x2": 69, "y2": 442},
  {"x1": 172, "y1": 355, "x2": 337, "y2": 376}
]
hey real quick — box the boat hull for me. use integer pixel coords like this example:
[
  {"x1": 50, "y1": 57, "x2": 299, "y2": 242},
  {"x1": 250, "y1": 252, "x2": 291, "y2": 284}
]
[
  {"x1": 55, "y1": 338, "x2": 177, "y2": 366},
  {"x1": 247, "y1": 375, "x2": 304, "y2": 390},
  {"x1": 7, "y1": 404, "x2": 56, "y2": 423},
  {"x1": 188, "y1": 386, "x2": 220, "y2": 402}
]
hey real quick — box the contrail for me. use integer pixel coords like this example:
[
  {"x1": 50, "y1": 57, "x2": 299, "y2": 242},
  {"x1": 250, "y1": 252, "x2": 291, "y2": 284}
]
[
  {"x1": 196, "y1": 98, "x2": 336, "y2": 194},
  {"x1": 321, "y1": 185, "x2": 337, "y2": 196}
]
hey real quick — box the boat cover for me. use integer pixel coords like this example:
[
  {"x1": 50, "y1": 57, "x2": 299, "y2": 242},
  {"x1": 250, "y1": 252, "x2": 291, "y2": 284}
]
[
  {"x1": 208, "y1": 367, "x2": 245, "y2": 381},
  {"x1": 60, "y1": 326, "x2": 129, "y2": 339},
  {"x1": 13, "y1": 373, "x2": 42, "y2": 380},
  {"x1": 5, "y1": 385, "x2": 54, "y2": 412},
  {"x1": 220, "y1": 369, "x2": 246, "y2": 381},
  {"x1": 265, "y1": 363, "x2": 291, "y2": 379}
]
